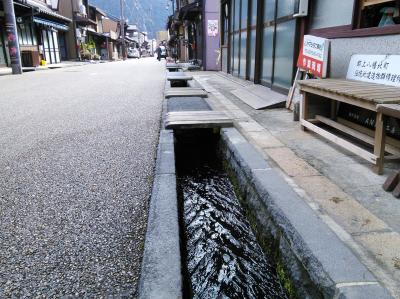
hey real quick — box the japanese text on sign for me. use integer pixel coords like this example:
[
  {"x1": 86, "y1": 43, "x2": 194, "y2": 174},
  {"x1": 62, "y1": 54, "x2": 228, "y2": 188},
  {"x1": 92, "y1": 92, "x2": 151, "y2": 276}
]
[
  {"x1": 207, "y1": 20, "x2": 218, "y2": 37},
  {"x1": 297, "y1": 35, "x2": 329, "y2": 78},
  {"x1": 346, "y1": 54, "x2": 400, "y2": 87}
]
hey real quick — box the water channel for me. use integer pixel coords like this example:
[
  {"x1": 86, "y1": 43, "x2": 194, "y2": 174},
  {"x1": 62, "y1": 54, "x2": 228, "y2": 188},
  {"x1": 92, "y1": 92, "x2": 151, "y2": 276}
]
[{"x1": 175, "y1": 129, "x2": 288, "y2": 299}]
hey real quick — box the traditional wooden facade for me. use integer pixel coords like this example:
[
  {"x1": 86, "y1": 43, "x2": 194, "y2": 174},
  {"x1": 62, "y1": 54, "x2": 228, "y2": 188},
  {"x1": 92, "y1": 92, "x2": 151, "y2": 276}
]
[
  {"x1": 0, "y1": 0, "x2": 71, "y2": 68},
  {"x1": 167, "y1": 0, "x2": 220, "y2": 70}
]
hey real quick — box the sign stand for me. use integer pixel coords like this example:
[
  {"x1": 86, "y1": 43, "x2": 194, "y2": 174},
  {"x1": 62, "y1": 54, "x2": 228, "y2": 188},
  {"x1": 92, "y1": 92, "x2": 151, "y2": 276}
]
[
  {"x1": 287, "y1": 35, "x2": 330, "y2": 110},
  {"x1": 286, "y1": 68, "x2": 305, "y2": 109}
]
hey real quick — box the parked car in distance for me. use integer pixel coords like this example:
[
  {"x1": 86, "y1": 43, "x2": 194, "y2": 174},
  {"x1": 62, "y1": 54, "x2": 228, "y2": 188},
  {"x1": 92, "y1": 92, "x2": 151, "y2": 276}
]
[{"x1": 128, "y1": 48, "x2": 140, "y2": 59}]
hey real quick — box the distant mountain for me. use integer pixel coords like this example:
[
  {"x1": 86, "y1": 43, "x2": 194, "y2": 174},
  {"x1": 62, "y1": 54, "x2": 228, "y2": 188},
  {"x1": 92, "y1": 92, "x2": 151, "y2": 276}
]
[{"x1": 90, "y1": 0, "x2": 170, "y2": 39}]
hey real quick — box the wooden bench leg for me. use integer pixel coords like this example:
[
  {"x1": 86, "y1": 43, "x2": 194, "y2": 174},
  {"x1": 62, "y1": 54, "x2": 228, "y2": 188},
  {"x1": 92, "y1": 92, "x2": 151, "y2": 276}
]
[
  {"x1": 374, "y1": 112, "x2": 386, "y2": 175},
  {"x1": 300, "y1": 92, "x2": 309, "y2": 131}
]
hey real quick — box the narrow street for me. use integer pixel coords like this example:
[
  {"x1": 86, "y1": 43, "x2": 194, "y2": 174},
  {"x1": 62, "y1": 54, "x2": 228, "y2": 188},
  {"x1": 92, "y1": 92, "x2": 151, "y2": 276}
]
[{"x1": 0, "y1": 59, "x2": 165, "y2": 297}]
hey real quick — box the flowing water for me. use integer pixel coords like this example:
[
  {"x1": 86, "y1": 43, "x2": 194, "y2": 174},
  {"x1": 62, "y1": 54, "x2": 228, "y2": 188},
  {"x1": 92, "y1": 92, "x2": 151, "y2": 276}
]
[{"x1": 175, "y1": 130, "x2": 287, "y2": 299}]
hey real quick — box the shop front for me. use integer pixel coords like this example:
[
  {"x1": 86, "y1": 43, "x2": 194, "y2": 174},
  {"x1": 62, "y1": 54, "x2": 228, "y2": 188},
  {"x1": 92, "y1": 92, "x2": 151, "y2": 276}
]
[
  {"x1": 180, "y1": 1, "x2": 203, "y2": 63},
  {"x1": 12, "y1": 0, "x2": 71, "y2": 66},
  {"x1": 225, "y1": 0, "x2": 301, "y2": 92},
  {"x1": 33, "y1": 18, "x2": 69, "y2": 65}
]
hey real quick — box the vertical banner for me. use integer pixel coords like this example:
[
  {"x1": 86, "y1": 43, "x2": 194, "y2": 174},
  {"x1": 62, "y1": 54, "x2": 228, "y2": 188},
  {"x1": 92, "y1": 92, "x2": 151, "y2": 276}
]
[
  {"x1": 207, "y1": 20, "x2": 219, "y2": 37},
  {"x1": 297, "y1": 35, "x2": 329, "y2": 78}
]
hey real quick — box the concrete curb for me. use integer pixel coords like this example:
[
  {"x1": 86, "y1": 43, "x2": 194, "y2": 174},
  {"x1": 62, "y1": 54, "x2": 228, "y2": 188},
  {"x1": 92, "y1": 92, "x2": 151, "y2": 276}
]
[
  {"x1": 138, "y1": 129, "x2": 183, "y2": 299},
  {"x1": 220, "y1": 127, "x2": 392, "y2": 299}
]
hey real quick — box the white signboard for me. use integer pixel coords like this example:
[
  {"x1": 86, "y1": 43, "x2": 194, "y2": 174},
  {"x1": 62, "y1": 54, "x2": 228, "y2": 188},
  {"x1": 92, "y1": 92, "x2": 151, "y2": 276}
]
[
  {"x1": 346, "y1": 54, "x2": 400, "y2": 87},
  {"x1": 207, "y1": 20, "x2": 218, "y2": 37},
  {"x1": 297, "y1": 35, "x2": 329, "y2": 78}
]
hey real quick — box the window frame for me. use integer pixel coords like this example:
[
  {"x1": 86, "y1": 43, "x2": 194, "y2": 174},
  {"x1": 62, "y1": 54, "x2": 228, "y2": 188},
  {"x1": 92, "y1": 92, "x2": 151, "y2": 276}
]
[
  {"x1": 308, "y1": 0, "x2": 400, "y2": 38},
  {"x1": 17, "y1": 22, "x2": 37, "y2": 46}
]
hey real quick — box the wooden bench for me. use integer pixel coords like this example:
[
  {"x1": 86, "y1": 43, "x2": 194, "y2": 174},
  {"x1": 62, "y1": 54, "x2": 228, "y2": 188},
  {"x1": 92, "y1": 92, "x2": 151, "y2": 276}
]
[
  {"x1": 167, "y1": 73, "x2": 193, "y2": 87},
  {"x1": 164, "y1": 88, "x2": 208, "y2": 98},
  {"x1": 298, "y1": 64, "x2": 400, "y2": 174},
  {"x1": 166, "y1": 65, "x2": 183, "y2": 72},
  {"x1": 165, "y1": 111, "x2": 233, "y2": 129}
]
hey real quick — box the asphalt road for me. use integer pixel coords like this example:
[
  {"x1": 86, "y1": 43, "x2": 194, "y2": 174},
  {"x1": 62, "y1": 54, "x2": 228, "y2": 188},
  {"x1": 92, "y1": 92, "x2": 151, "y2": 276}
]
[{"x1": 0, "y1": 58, "x2": 165, "y2": 297}]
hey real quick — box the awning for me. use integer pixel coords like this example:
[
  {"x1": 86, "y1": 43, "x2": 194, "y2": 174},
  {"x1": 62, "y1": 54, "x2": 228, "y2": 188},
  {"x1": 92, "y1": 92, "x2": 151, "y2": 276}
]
[
  {"x1": 15, "y1": 0, "x2": 72, "y2": 22},
  {"x1": 74, "y1": 15, "x2": 97, "y2": 26},
  {"x1": 179, "y1": 0, "x2": 202, "y2": 20},
  {"x1": 33, "y1": 17, "x2": 69, "y2": 31},
  {"x1": 86, "y1": 28, "x2": 107, "y2": 39}
]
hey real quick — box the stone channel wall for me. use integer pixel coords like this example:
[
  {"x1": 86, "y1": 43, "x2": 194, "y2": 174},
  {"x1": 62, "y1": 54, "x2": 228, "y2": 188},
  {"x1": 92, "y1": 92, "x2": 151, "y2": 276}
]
[
  {"x1": 138, "y1": 123, "x2": 392, "y2": 298},
  {"x1": 219, "y1": 128, "x2": 391, "y2": 299}
]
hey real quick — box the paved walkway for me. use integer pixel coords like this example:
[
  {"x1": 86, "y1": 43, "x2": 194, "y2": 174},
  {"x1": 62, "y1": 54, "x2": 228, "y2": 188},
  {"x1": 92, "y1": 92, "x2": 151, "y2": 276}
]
[
  {"x1": 0, "y1": 58, "x2": 165, "y2": 297},
  {"x1": 192, "y1": 72, "x2": 400, "y2": 298}
]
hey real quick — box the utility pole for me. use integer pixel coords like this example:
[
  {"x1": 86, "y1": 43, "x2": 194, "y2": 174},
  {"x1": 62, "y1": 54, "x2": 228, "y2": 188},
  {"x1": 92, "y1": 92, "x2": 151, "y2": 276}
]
[
  {"x1": 120, "y1": 0, "x2": 126, "y2": 60},
  {"x1": 3, "y1": 0, "x2": 22, "y2": 74}
]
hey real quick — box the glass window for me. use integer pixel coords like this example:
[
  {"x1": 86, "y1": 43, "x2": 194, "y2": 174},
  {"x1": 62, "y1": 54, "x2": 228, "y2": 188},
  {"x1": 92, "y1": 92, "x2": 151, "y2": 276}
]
[
  {"x1": 43, "y1": 30, "x2": 49, "y2": 48},
  {"x1": 17, "y1": 26, "x2": 23, "y2": 44},
  {"x1": 277, "y1": 0, "x2": 295, "y2": 18},
  {"x1": 250, "y1": 0, "x2": 257, "y2": 26},
  {"x1": 241, "y1": 0, "x2": 248, "y2": 29},
  {"x1": 357, "y1": 0, "x2": 398, "y2": 29},
  {"x1": 233, "y1": 33, "x2": 240, "y2": 76},
  {"x1": 261, "y1": 26, "x2": 274, "y2": 83},
  {"x1": 55, "y1": 50, "x2": 60, "y2": 63},
  {"x1": 264, "y1": 0, "x2": 275, "y2": 22},
  {"x1": 273, "y1": 19, "x2": 296, "y2": 89},
  {"x1": 48, "y1": 30, "x2": 54, "y2": 49},
  {"x1": 222, "y1": 3, "x2": 229, "y2": 45},
  {"x1": 52, "y1": 31, "x2": 59, "y2": 50},
  {"x1": 230, "y1": 34, "x2": 234, "y2": 72},
  {"x1": 234, "y1": 0, "x2": 241, "y2": 31},
  {"x1": 32, "y1": 26, "x2": 37, "y2": 45},
  {"x1": 22, "y1": 25, "x2": 28, "y2": 44},
  {"x1": 310, "y1": 0, "x2": 354, "y2": 29},
  {"x1": 239, "y1": 31, "x2": 247, "y2": 78},
  {"x1": 26, "y1": 25, "x2": 33, "y2": 45},
  {"x1": 50, "y1": 50, "x2": 55, "y2": 64},
  {"x1": 249, "y1": 29, "x2": 256, "y2": 80},
  {"x1": 44, "y1": 50, "x2": 50, "y2": 62},
  {"x1": 230, "y1": 2, "x2": 235, "y2": 73}
]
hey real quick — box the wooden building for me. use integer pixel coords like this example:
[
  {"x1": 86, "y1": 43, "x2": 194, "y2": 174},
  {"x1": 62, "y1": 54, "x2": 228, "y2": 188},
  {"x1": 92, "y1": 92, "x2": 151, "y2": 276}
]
[{"x1": 0, "y1": 0, "x2": 71, "y2": 68}]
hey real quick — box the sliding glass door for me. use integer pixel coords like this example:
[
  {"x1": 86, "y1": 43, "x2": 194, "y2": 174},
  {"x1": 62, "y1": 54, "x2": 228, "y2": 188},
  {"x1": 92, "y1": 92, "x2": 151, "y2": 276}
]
[
  {"x1": 260, "y1": 0, "x2": 275, "y2": 85},
  {"x1": 42, "y1": 29, "x2": 61, "y2": 64},
  {"x1": 248, "y1": 0, "x2": 258, "y2": 80},
  {"x1": 260, "y1": 0, "x2": 298, "y2": 90},
  {"x1": 238, "y1": 0, "x2": 247, "y2": 78},
  {"x1": 228, "y1": 0, "x2": 299, "y2": 91},
  {"x1": 231, "y1": 0, "x2": 241, "y2": 76}
]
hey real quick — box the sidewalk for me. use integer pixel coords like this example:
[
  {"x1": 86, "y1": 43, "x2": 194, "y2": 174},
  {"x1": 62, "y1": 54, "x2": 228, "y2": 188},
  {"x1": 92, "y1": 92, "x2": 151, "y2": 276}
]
[
  {"x1": 0, "y1": 60, "x2": 110, "y2": 76},
  {"x1": 192, "y1": 71, "x2": 400, "y2": 298}
]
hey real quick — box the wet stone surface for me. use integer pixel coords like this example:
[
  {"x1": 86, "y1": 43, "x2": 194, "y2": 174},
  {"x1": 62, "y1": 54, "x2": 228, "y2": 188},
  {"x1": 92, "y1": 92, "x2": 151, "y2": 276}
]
[{"x1": 175, "y1": 130, "x2": 287, "y2": 299}]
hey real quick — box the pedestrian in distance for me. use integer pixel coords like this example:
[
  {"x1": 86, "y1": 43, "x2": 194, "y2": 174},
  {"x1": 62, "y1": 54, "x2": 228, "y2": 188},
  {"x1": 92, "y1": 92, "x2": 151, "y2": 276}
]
[{"x1": 156, "y1": 45, "x2": 161, "y2": 61}]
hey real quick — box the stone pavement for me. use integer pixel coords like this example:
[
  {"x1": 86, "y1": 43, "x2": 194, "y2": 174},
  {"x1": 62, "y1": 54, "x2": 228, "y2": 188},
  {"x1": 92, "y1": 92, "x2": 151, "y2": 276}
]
[
  {"x1": 192, "y1": 71, "x2": 400, "y2": 298},
  {"x1": 0, "y1": 58, "x2": 165, "y2": 297}
]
